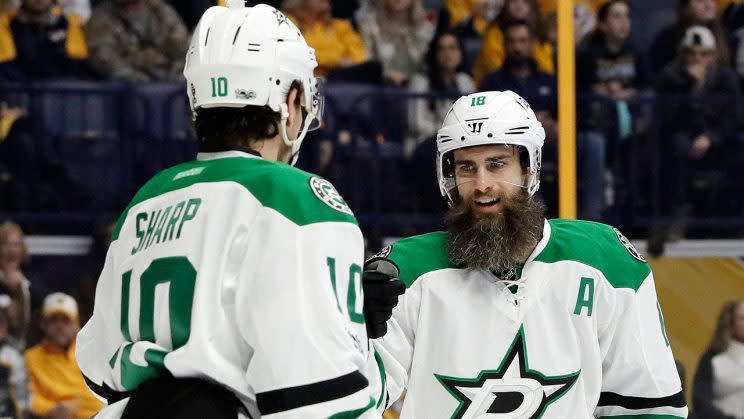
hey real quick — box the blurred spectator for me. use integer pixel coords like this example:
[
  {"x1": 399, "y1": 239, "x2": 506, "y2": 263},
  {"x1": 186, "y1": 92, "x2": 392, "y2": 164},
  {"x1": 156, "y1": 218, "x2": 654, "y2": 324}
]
[
  {"x1": 540, "y1": 0, "x2": 602, "y2": 45},
  {"x1": 436, "y1": 0, "x2": 501, "y2": 39},
  {"x1": 0, "y1": 221, "x2": 30, "y2": 347},
  {"x1": 471, "y1": 0, "x2": 553, "y2": 86},
  {"x1": 0, "y1": 0, "x2": 89, "y2": 81},
  {"x1": 479, "y1": 19, "x2": 556, "y2": 133},
  {"x1": 0, "y1": 302, "x2": 29, "y2": 418},
  {"x1": 58, "y1": 0, "x2": 90, "y2": 21},
  {"x1": 693, "y1": 299, "x2": 744, "y2": 418},
  {"x1": 407, "y1": 30, "x2": 474, "y2": 156},
  {"x1": 577, "y1": 0, "x2": 648, "y2": 101},
  {"x1": 284, "y1": 0, "x2": 382, "y2": 83},
  {"x1": 84, "y1": 0, "x2": 189, "y2": 82},
  {"x1": 655, "y1": 25, "x2": 739, "y2": 238},
  {"x1": 355, "y1": 0, "x2": 434, "y2": 86},
  {"x1": 24, "y1": 293, "x2": 103, "y2": 419},
  {"x1": 575, "y1": 0, "x2": 649, "y2": 220},
  {"x1": 650, "y1": 0, "x2": 730, "y2": 74},
  {"x1": 720, "y1": 0, "x2": 744, "y2": 83}
]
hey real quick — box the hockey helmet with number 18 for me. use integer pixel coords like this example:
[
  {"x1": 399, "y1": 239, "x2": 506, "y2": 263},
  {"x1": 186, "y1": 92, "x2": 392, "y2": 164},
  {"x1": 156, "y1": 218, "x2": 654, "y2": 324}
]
[
  {"x1": 436, "y1": 90, "x2": 545, "y2": 202},
  {"x1": 183, "y1": 0, "x2": 323, "y2": 165}
]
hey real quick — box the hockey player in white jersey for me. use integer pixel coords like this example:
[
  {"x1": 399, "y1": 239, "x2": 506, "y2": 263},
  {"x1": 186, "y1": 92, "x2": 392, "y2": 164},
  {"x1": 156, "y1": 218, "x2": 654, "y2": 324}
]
[
  {"x1": 76, "y1": 2, "x2": 386, "y2": 418},
  {"x1": 363, "y1": 91, "x2": 688, "y2": 418}
]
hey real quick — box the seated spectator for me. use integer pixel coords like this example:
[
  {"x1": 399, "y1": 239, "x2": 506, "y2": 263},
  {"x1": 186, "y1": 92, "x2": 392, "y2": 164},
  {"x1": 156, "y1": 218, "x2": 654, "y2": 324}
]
[
  {"x1": 655, "y1": 25, "x2": 740, "y2": 238},
  {"x1": 0, "y1": 0, "x2": 88, "y2": 81},
  {"x1": 471, "y1": 0, "x2": 553, "y2": 86},
  {"x1": 693, "y1": 299, "x2": 744, "y2": 417},
  {"x1": 577, "y1": 0, "x2": 648, "y2": 101},
  {"x1": 650, "y1": 0, "x2": 730, "y2": 74},
  {"x1": 0, "y1": 300, "x2": 29, "y2": 419},
  {"x1": 436, "y1": 0, "x2": 501, "y2": 39},
  {"x1": 355, "y1": 0, "x2": 434, "y2": 86},
  {"x1": 407, "y1": 30, "x2": 475, "y2": 156},
  {"x1": 575, "y1": 0, "x2": 648, "y2": 219},
  {"x1": 0, "y1": 221, "x2": 31, "y2": 347},
  {"x1": 25, "y1": 293, "x2": 103, "y2": 419},
  {"x1": 284, "y1": 0, "x2": 381, "y2": 83},
  {"x1": 84, "y1": 0, "x2": 189, "y2": 82}
]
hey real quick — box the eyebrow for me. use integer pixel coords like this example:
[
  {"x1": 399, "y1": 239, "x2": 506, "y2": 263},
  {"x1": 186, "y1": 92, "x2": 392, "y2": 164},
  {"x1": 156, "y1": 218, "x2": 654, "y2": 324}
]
[{"x1": 455, "y1": 153, "x2": 514, "y2": 165}]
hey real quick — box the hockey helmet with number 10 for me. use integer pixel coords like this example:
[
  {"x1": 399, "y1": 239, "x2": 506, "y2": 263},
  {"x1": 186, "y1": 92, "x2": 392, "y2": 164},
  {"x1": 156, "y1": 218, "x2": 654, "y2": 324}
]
[
  {"x1": 436, "y1": 90, "x2": 546, "y2": 202},
  {"x1": 183, "y1": 0, "x2": 323, "y2": 165}
]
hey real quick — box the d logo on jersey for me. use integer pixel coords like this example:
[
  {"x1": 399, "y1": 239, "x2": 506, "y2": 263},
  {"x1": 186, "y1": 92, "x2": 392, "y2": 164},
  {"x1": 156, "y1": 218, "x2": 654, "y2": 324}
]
[{"x1": 435, "y1": 327, "x2": 579, "y2": 419}]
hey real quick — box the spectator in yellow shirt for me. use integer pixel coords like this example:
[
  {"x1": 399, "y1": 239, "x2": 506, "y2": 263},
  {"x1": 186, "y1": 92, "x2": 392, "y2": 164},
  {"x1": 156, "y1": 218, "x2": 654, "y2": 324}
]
[
  {"x1": 24, "y1": 293, "x2": 103, "y2": 419},
  {"x1": 471, "y1": 0, "x2": 553, "y2": 86},
  {"x1": 284, "y1": 0, "x2": 366, "y2": 73}
]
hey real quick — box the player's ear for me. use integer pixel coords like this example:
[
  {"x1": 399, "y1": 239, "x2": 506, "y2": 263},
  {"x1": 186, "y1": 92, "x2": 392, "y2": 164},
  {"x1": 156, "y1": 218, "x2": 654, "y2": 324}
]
[{"x1": 284, "y1": 84, "x2": 302, "y2": 133}]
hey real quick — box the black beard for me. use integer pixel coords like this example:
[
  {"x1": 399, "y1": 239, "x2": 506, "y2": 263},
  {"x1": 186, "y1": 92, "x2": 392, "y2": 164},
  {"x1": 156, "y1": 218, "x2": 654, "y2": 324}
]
[{"x1": 445, "y1": 190, "x2": 546, "y2": 271}]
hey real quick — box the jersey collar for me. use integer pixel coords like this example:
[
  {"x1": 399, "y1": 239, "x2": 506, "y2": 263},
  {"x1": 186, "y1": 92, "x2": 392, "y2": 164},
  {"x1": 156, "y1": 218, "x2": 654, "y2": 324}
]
[
  {"x1": 525, "y1": 219, "x2": 550, "y2": 265},
  {"x1": 196, "y1": 149, "x2": 263, "y2": 161}
]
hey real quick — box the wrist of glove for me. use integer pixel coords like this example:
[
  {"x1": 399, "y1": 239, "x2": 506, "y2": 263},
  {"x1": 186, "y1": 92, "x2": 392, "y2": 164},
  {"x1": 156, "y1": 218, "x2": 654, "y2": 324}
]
[{"x1": 363, "y1": 257, "x2": 405, "y2": 339}]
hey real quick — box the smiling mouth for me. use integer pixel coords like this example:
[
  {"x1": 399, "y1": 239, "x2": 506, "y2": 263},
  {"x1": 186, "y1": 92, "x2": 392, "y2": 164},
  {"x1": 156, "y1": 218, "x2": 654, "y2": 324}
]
[{"x1": 474, "y1": 198, "x2": 501, "y2": 208}]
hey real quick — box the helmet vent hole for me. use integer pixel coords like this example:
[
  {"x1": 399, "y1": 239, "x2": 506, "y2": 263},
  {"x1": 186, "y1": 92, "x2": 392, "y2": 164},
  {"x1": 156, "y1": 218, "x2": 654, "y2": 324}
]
[
  {"x1": 487, "y1": 133, "x2": 493, "y2": 138},
  {"x1": 247, "y1": 43, "x2": 260, "y2": 52},
  {"x1": 232, "y1": 26, "x2": 242, "y2": 45},
  {"x1": 460, "y1": 136, "x2": 465, "y2": 141},
  {"x1": 204, "y1": 28, "x2": 211, "y2": 46},
  {"x1": 276, "y1": 79, "x2": 280, "y2": 85}
]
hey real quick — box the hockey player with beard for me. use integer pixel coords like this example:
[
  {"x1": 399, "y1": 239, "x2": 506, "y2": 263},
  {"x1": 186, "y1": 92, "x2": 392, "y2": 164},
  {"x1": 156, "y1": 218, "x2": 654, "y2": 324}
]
[{"x1": 363, "y1": 91, "x2": 688, "y2": 418}]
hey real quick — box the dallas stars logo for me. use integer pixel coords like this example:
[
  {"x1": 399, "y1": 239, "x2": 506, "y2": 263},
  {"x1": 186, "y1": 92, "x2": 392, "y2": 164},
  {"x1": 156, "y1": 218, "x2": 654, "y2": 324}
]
[
  {"x1": 435, "y1": 327, "x2": 579, "y2": 418},
  {"x1": 272, "y1": 9, "x2": 289, "y2": 26}
]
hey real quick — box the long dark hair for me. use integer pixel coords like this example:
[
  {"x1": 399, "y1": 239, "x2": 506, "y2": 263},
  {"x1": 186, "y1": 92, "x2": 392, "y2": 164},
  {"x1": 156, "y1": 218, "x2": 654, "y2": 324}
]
[
  {"x1": 586, "y1": 0, "x2": 630, "y2": 45},
  {"x1": 708, "y1": 299, "x2": 744, "y2": 353},
  {"x1": 424, "y1": 30, "x2": 466, "y2": 91}
]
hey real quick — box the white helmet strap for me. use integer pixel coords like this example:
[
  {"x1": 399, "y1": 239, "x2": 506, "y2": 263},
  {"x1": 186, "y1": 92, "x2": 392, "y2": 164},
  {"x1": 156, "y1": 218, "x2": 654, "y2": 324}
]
[{"x1": 279, "y1": 103, "x2": 316, "y2": 166}]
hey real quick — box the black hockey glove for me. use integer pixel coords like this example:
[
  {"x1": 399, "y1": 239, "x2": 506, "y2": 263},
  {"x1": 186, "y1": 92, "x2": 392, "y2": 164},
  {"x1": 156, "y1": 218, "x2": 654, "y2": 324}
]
[{"x1": 363, "y1": 257, "x2": 406, "y2": 339}]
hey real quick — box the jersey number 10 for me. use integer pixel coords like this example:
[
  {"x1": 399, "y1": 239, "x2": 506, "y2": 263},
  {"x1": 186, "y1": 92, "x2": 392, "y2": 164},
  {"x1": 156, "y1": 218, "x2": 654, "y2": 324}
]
[{"x1": 116, "y1": 256, "x2": 196, "y2": 390}]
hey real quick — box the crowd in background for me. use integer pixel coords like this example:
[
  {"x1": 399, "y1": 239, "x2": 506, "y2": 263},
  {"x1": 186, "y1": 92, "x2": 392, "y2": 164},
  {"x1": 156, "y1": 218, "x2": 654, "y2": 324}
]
[
  {"x1": 0, "y1": 0, "x2": 740, "y2": 417},
  {"x1": 0, "y1": 0, "x2": 740, "y2": 242}
]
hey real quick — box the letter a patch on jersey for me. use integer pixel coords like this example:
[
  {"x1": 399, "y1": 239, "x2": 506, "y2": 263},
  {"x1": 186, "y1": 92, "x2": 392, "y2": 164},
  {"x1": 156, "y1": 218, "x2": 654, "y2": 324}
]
[{"x1": 435, "y1": 327, "x2": 579, "y2": 419}]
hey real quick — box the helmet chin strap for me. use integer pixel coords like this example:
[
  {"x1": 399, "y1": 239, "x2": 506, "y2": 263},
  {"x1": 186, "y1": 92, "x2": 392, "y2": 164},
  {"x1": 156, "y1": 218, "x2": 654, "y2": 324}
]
[{"x1": 279, "y1": 103, "x2": 315, "y2": 166}]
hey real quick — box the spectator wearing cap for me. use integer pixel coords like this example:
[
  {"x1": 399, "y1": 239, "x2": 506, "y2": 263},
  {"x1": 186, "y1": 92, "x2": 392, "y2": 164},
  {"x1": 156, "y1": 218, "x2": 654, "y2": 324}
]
[
  {"x1": 655, "y1": 25, "x2": 740, "y2": 239},
  {"x1": 24, "y1": 293, "x2": 103, "y2": 419},
  {"x1": 0, "y1": 298, "x2": 29, "y2": 419},
  {"x1": 650, "y1": 0, "x2": 730, "y2": 74},
  {"x1": 0, "y1": 0, "x2": 88, "y2": 81}
]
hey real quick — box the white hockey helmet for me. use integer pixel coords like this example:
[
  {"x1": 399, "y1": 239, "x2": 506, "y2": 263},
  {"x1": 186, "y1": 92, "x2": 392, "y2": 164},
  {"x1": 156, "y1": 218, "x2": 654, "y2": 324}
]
[
  {"x1": 436, "y1": 90, "x2": 545, "y2": 202},
  {"x1": 183, "y1": 0, "x2": 323, "y2": 164}
]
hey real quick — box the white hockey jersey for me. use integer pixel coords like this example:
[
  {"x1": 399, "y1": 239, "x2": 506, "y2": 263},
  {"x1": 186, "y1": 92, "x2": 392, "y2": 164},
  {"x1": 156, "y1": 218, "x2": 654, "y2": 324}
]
[
  {"x1": 372, "y1": 219, "x2": 688, "y2": 418},
  {"x1": 76, "y1": 150, "x2": 383, "y2": 418}
]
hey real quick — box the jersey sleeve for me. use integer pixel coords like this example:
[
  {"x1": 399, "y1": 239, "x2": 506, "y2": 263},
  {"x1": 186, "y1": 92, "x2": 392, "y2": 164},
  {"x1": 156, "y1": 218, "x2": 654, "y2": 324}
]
[
  {"x1": 371, "y1": 275, "x2": 422, "y2": 411},
  {"x1": 232, "y1": 209, "x2": 377, "y2": 418},
  {"x1": 76, "y1": 243, "x2": 133, "y2": 406},
  {"x1": 594, "y1": 270, "x2": 688, "y2": 418}
]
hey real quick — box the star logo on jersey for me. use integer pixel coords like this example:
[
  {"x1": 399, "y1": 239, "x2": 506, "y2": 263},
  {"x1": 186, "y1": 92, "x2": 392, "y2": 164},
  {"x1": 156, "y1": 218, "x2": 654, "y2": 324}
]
[{"x1": 435, "y1": 327, "x2": 579, "y2": 419}]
